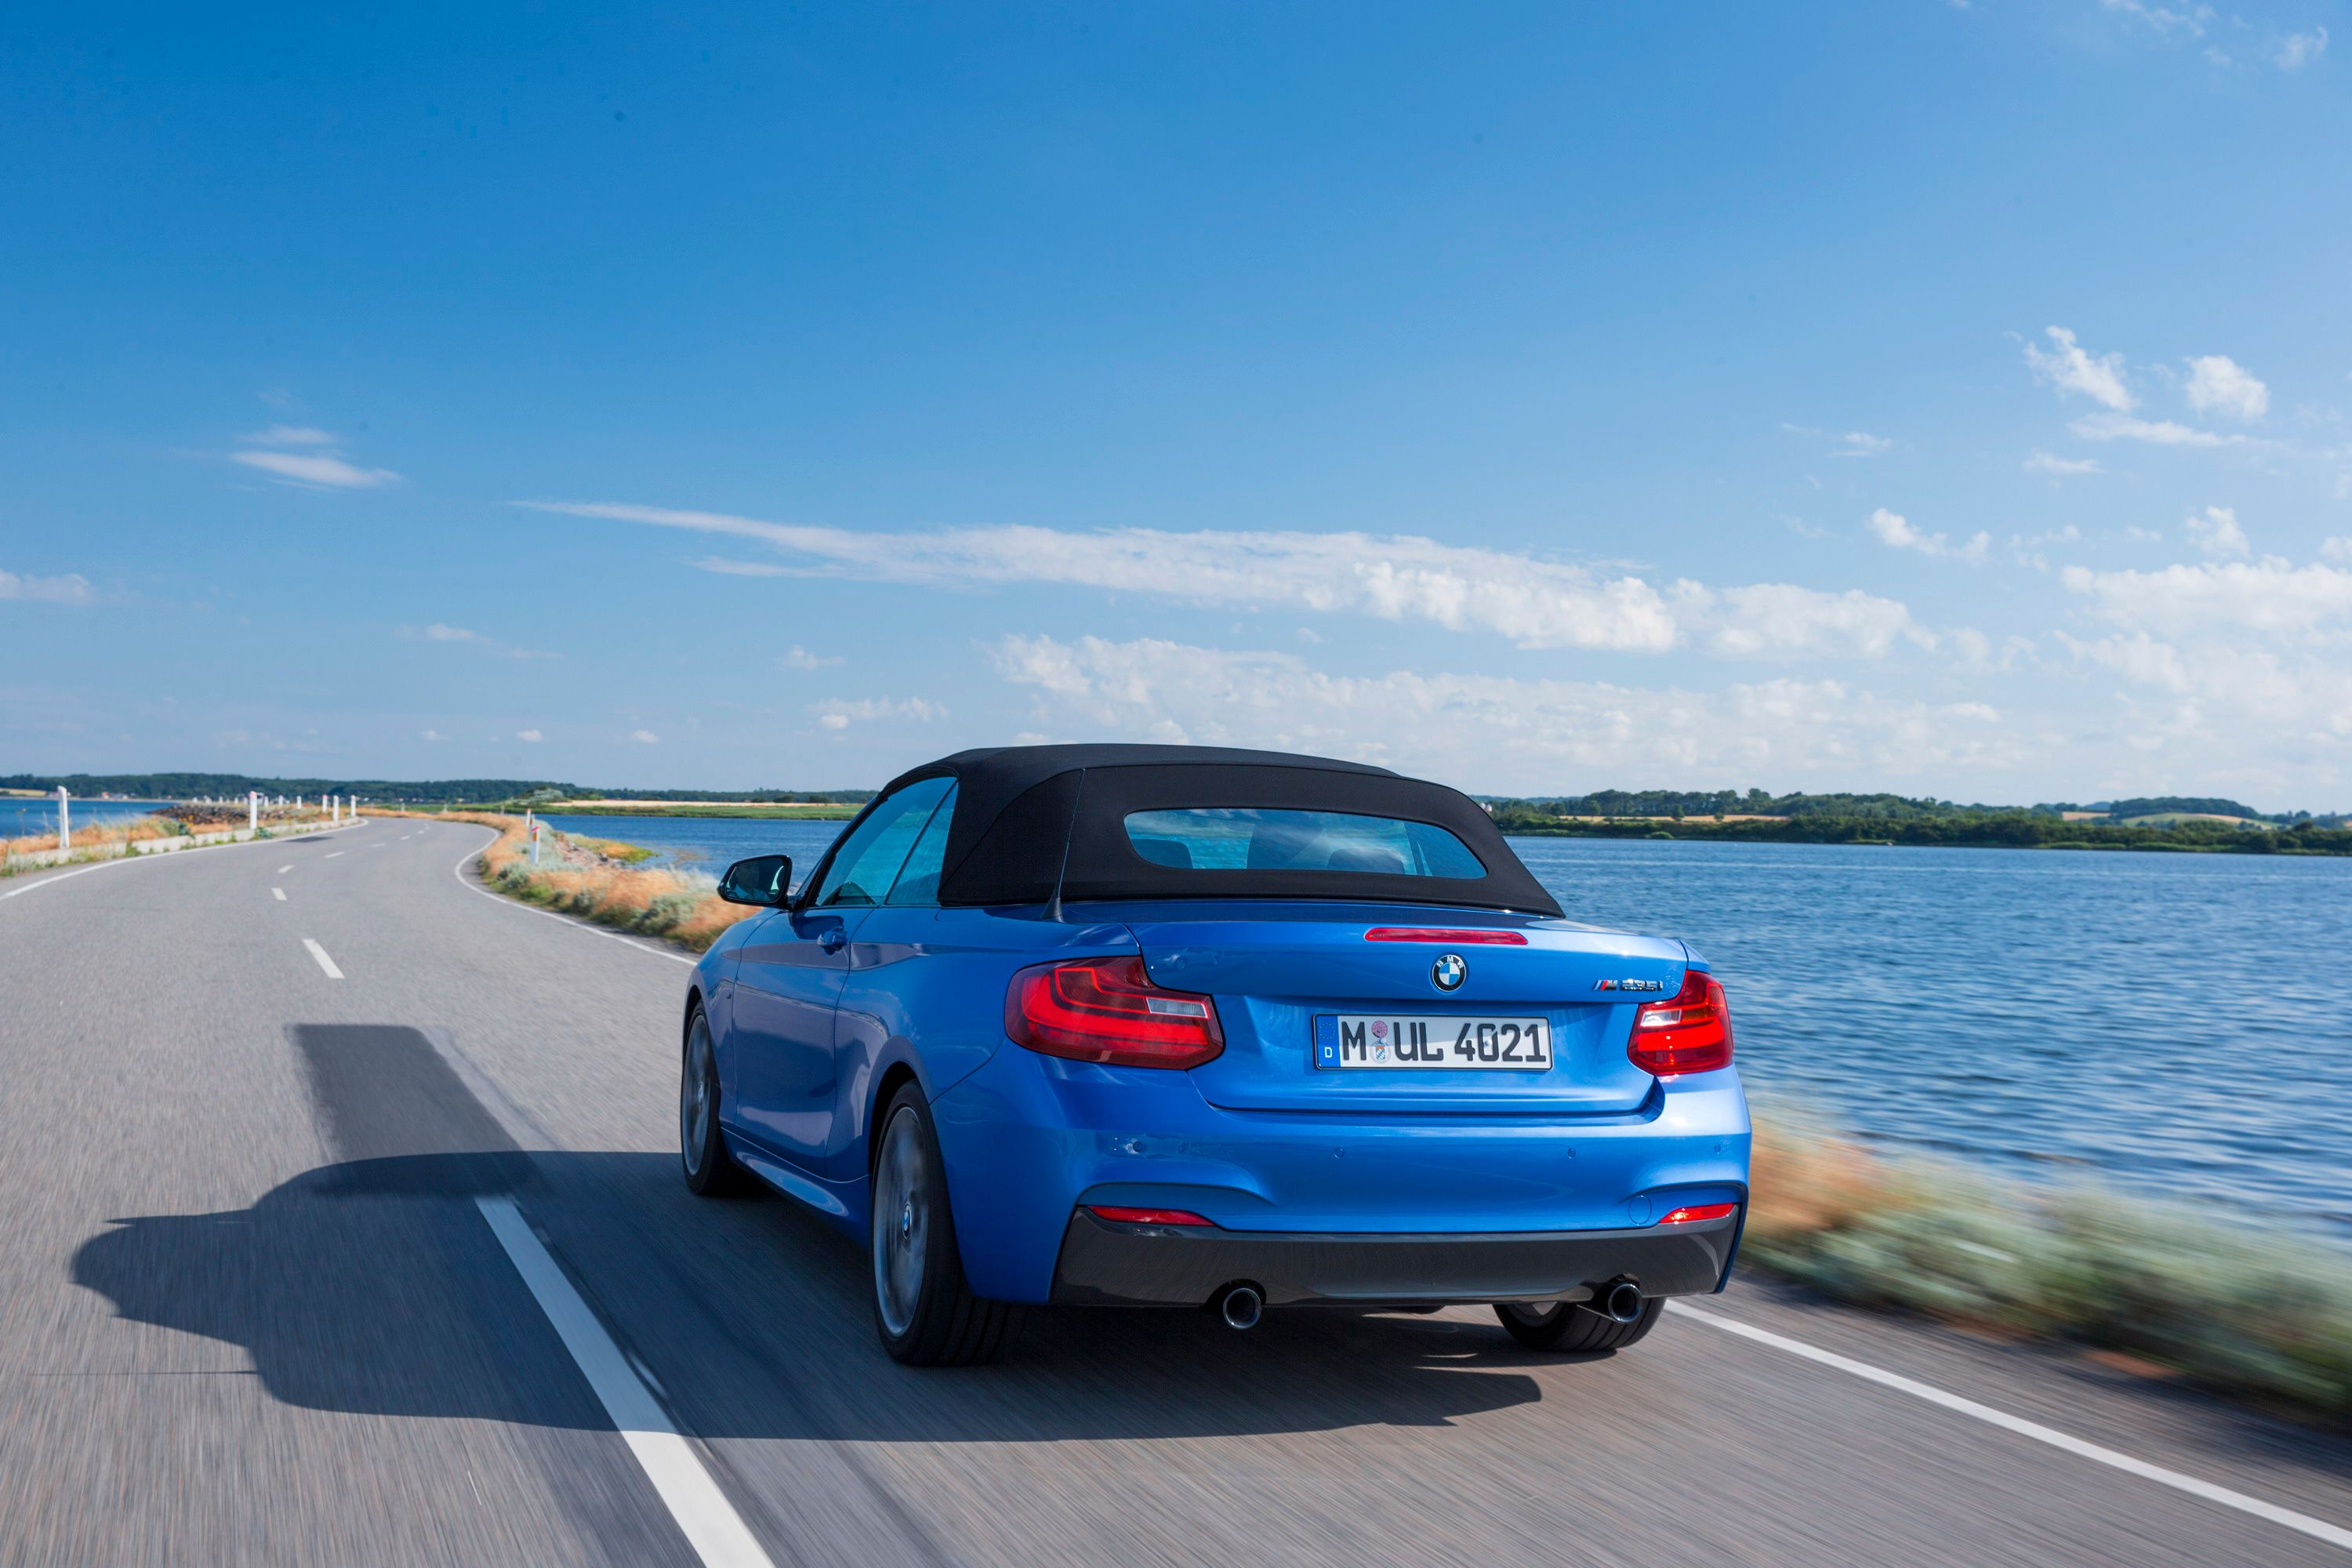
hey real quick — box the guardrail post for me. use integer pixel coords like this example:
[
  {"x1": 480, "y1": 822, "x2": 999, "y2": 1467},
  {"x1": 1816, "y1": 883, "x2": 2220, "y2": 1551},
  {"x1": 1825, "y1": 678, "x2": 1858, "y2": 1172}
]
[{"x1": 56, "y1": 786, "x2": 69, "y2": 851}]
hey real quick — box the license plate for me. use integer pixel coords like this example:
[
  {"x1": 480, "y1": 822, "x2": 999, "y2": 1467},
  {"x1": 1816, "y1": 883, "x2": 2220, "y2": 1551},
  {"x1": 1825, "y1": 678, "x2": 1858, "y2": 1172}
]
[{"x1": 1314, "y1": 1014, "x2": 1552, "y2": 1071}]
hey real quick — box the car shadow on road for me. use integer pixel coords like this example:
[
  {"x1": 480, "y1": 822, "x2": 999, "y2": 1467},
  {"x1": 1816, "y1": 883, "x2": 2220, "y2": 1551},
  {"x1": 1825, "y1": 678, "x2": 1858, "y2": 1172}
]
[
  {"x1": 71, "y1": 1149, "x2": 1571, "y2": 1443},
  {"x1": 70, "y1": 1023, "x2": 1570, "y2": 1443}
]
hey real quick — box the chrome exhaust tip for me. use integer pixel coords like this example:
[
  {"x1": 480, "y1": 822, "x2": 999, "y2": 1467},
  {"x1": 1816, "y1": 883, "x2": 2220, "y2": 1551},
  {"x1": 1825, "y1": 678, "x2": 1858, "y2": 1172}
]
[
  {"x1": 1595, "y1": 1280, "x2": 1644, "y2": 1324},
  {"x1": 1219, "y1": 1284, "x2": 1265, "y2": 1330}
]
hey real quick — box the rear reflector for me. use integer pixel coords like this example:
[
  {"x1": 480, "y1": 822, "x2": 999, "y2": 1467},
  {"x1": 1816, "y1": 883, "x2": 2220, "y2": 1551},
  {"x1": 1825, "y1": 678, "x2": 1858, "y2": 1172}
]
[
  {"x1": 1087, "y1": 1205, "x2": 1213, "y2": 1227},
  {"x1": 1363, "y1": 927, "x2": 1528, "y2": 946},
  {"x1": 1627, "y1": 970, "x2": 1734, "y2": 1076},
  {"x1": 1658, "y1": 1202, "x2": 1739, "y2": 1225},
  {"x1": 1006, "y1": 955, "x2": 1225, "y2": 1070}
]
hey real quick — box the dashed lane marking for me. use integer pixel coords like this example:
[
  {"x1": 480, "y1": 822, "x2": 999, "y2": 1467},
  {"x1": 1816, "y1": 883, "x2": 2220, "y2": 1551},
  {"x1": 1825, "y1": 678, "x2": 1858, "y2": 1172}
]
[
  {"x1": 273, "y1": 888, "x2": 286, "y2": 902},
  {"x1": 300, "y1": 938, "x2": 344, "y2": 980}
]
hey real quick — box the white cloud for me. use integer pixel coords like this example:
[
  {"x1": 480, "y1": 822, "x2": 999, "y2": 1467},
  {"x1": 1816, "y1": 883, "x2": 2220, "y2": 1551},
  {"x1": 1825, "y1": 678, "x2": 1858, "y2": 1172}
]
[
  {"x1": 989, "y1": 634, "x2": 2020, "y2": 790},
  {"x1": 238, "y1": 424, "x2": 339, "y2": 447},
  {"x1": 532, "y1": 501, "x2": 1926, "y2": 662},
  {"x1": 515, "y1": 728, "x2": 543, "y2": 742},
  {"x1": 2182, "y1": 355, "x2": 2269, "y2": 422},
  {"x1": 2321, "y1": 537, "x2": 2352, "y2": 564},
  {"x1": 629, "y1": 729, "x2": 661, "y2": 745},
  {"x1": 2183, "y1": 504, "x2": 2249, "y2": 558},
  {"x1": 397, "y1": 622, "x2": 557, "y2": 659},
  {"x1": 0, "y1": 568, "x2": 96, "y2": 605},
  {"x1": 2061, "y1": 557, "x2": 2352, "y2": 637},
  {"x1": 780, "y1": 645, "x2": 843, "y2": 670},
  {"x1": 2024, "y1": 450, "x2": 2103, "y2": 477},
  {"x1": 691, "y1": 557, "x2": 793, "y2": 578},
  {"x1": 2024, "y1": 326, "x2": 2134, "y2": 412},
  {"x1": 1783, "y1": 423, "x2": 1893, "y2": 457},
  {"x1": 1866, "y1": 507, "x2": 1990, "y2": 563},
  {"x1": 230, "y1": 450, "x2": 399, "y2": 490},
  {"x1": 2099, "y1": 0, "x2": 2212, "y2": 38},
  {"x1": 420, "y1": 729, "x2": 449, "y2": 742},
  {"x1": 2009, "y1": 525, "x2": 2083, "y2": 571},
  {"x1": 2272, "y1": 26, "x2": 2328, "y2": 68},
  {"x1": 810, "y1": 696, "x2": 946, "y2": 729},
  {"x1": 2069, "y1": 411, "x2": 2245, "y2": 448}
]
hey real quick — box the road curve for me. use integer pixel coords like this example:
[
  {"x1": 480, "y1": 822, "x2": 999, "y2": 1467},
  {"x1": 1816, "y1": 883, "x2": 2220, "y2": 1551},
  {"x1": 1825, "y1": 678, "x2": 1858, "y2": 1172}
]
[{"x1": 2, "y1": 818, "x2": 2345, "y2": 1566}]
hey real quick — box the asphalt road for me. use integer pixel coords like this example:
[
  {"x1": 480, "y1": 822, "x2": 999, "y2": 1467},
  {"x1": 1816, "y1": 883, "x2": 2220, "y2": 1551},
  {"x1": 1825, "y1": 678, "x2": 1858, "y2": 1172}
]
[{"x1": 2, "y1": 817, "x2": 2347, "y2": 1566}]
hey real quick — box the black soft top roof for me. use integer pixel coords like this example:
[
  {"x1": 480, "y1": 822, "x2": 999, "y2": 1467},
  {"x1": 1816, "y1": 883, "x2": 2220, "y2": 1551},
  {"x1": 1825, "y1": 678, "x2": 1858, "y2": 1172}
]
[{"x1": 863, "y1": 743, "x2": 1561, "y2": 916}]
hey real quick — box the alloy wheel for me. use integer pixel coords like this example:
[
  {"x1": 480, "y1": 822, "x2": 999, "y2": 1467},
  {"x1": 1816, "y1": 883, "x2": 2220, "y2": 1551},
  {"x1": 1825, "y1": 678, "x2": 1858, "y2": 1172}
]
[{"x1": 873, "y1": 1105, "x2": 930, "y2": 1337}]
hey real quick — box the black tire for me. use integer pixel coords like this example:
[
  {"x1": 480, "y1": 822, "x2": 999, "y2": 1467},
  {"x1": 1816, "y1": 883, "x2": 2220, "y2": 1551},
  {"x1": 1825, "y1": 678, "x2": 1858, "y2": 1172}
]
[
  {"x1": 1494, "y1": 1295, "x2": 1664, "y2": 1352},
  {"x1": 869, "y1": 1084, "x2": 1018, "y2": 1367},
  {"x1": 680, "y1": 1004, "x2": 753, "y2": 1196}
]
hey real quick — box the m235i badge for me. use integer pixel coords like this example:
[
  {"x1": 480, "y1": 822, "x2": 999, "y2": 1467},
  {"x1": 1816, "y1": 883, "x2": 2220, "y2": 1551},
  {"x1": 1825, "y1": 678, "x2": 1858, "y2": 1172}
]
[{"x1": 1594, "y1": 978, "x2": 1667, "y2": 992}]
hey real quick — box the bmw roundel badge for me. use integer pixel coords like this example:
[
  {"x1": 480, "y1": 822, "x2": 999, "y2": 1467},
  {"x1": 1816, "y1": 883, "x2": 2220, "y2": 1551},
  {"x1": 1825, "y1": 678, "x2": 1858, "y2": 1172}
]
[{"x1": 1431, "y1": 953, "x2": 1467, "y2": 991}]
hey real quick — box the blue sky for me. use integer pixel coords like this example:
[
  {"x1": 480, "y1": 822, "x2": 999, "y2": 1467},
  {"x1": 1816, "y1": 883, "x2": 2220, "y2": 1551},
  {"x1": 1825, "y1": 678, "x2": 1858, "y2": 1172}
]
[{"x1": 5, "y1": 3, "x2": 2350, "y2": 807}]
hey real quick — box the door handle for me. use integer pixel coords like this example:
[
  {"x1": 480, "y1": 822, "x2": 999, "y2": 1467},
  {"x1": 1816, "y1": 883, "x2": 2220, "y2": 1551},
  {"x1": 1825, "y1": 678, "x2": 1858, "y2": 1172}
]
[{"x1": 819, "y1": 928, "x2": 848, "y2": 953}]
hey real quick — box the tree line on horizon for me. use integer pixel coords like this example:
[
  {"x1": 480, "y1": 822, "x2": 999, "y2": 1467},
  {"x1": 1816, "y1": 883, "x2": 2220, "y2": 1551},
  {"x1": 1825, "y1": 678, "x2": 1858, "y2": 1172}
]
[
  {"x1": 1479, "y1": 787, "x2": 2345, "y2": 826},
  {"x1": 0, "y1": 774, "x2": 874, "y2": 807}
]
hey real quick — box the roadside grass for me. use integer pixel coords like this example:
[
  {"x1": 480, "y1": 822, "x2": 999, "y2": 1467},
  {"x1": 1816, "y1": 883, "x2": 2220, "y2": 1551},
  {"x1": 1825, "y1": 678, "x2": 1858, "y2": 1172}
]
[
  {"x1": 1748, "y1": 1105, "x2": 2352, "y2": 1427},
  {"x1": 2, "y1": 815, "x2": 183, "y2": 859},
  {"x1": 412, "y1": 811, "x2": 757, "y2": 950}
]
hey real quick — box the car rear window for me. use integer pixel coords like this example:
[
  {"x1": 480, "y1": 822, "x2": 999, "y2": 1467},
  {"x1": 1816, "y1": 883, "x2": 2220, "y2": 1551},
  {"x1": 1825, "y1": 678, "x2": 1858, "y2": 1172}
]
[{"x1": 1123, "y1": 808, "x2": 1486, "y2": 880}]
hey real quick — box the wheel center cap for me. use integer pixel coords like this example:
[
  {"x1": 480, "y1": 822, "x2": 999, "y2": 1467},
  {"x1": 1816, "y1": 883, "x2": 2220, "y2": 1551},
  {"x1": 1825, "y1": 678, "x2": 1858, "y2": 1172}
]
[{"x1": 899, "y1": 1203, "x2": 914, "y2": 1239}]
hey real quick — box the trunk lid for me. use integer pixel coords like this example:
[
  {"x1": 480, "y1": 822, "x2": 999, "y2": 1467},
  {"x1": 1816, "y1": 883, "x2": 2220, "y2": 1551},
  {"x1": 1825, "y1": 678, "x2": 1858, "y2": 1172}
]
[{"x1": 1109, "y1": 902, "x2": 1686, "y2": 1116}]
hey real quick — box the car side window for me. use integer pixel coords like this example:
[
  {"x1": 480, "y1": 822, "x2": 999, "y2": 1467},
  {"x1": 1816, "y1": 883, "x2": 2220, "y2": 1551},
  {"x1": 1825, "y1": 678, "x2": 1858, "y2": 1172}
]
[
  {"x1": 812, "y1": 777, "x2": 954, "y2": 909},
  {"x1": 884, "y1": 785, "x2": 959, "y2": 906}
]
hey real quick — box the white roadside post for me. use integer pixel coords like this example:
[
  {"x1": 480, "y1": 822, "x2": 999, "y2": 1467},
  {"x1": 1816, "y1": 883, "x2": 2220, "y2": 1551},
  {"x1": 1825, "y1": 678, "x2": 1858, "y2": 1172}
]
[
  {"x1": 56, "y1": 786, "x2": 70, "y2": 852},
  {"x1": 249, "y1": 791, "x2": 260, "y2": 833},
  {"x1": 531, "y1": 821, "x2": 542, "y2": 867}
]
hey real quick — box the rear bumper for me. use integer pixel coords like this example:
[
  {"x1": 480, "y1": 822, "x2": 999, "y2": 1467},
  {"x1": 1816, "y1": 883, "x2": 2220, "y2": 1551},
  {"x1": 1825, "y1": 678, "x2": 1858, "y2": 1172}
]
[{"x1": 1049, "y1": 1208, "x2": 1740, "y2": 1307}]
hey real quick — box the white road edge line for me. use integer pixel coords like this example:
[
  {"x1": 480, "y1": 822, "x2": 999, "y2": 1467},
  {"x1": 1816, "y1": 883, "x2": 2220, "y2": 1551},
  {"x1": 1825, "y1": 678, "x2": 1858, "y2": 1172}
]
[
  {"x1": 474, "y1": 1196, "x2": 775, "y2": 1568},
  {"x1": 1670, "y1": 1303, "x2": 2352, "y2": 1553},
  {"x1": 300, "y1": 938, "x2": 344, "y2": 980},
  {"x1": 446, "y1": 833, "x2": 697, "y2": 968},
  {"x1": 272, "y1": 887, "x2": 286, "y2": 902},
  {"x1": 0, "y1": 821, "x2": 360, "y2": 903}
]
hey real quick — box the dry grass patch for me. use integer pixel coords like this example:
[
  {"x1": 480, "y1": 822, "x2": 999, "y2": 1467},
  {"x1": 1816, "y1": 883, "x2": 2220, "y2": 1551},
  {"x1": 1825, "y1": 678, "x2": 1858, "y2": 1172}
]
[
  {"x1": 1745, "y1": 1099, "x2": 2352, "y2": 1426},
  {"x1": 397, "y1": 809, "x2": 757, "y2": 952}
]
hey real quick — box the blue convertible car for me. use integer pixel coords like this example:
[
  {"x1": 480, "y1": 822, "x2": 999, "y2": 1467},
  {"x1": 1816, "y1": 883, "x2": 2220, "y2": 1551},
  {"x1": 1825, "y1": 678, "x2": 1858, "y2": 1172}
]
[{"x1": 681, "y1": 745, "x2": 1750, "y2": 1365}]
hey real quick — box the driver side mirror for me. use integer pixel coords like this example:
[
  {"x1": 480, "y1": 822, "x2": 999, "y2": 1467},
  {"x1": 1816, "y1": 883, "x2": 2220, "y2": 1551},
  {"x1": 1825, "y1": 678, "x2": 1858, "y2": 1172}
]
[{"x1": 717, "y1": 854, "x2": 792, "y2": 907}]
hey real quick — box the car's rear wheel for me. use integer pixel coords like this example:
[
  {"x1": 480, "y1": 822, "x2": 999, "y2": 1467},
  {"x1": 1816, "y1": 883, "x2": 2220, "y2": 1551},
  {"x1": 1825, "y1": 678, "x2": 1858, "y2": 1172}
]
[
  {"x1": 1494, "y1": 1296, "x2": 1664, "y2": 1352},
  {"x1": 870, "y1": 1084, "x2": 1017, "y2": 1366},
  {"x1": 680, "y1": 1005, "x2": 751, "y2": 1196}
]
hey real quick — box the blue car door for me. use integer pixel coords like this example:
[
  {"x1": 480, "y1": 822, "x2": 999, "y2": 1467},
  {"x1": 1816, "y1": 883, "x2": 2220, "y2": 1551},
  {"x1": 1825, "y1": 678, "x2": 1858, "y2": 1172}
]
[
  {"x1": 827, "y1": 784, "x2": 1005, "y2": 1178},
  {"x1": 730, "y1": 777, "x2": 953, "y2": 1171}
]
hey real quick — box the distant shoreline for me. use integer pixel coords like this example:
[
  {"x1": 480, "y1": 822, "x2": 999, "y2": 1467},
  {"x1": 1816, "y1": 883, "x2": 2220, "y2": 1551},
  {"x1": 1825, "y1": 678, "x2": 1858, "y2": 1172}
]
[
  {"x1": 1502, "y1": 818, "x2": 2352, "y2": 856},
  {"x1": 538, "y1": 800, "x2": 860, "y2": 820}
]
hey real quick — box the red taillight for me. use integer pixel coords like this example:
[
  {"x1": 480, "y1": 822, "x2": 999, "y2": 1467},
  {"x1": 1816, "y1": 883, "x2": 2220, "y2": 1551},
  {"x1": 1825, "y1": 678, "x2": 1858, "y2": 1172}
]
[
  {"x1": 1658, "y1": 1202, "x2": 1739, "y2": 1225},
  {"x1": 1087, "y1": 1205, "x2": 1213, "y2": 1227},
  {"x1": 1628, "y1": 969, "x2": 1733, "y2": 1076},
  {"x1": 1363, "y1": 927, "x2": 1528, "y2": 946},
  {"x1": 1006, "y1": 955, "x2": 1225, "y2": 1069}
]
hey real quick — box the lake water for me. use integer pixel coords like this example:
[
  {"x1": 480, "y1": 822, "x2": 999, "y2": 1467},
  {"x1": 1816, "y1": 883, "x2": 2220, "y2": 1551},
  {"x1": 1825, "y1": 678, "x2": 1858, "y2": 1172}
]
[
  {"x1": 0, "y1": 797, "x2": 175, "y2": 839},
  {"x1": 543, "y1": 813, "x2": 2352, "y2": 1236}
]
